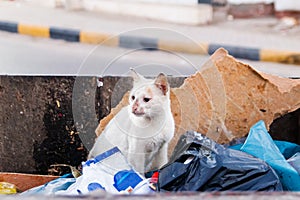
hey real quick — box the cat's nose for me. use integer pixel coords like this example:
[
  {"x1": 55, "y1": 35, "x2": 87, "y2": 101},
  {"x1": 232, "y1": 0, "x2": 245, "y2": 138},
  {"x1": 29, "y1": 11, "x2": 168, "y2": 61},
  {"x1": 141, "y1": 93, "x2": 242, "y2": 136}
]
[
  {"x1": 132, "y1": 107, "x2": 136, "y2": 113},
  {"x1": 132, "y1": 103, "x2": 138, "y2": 113}
]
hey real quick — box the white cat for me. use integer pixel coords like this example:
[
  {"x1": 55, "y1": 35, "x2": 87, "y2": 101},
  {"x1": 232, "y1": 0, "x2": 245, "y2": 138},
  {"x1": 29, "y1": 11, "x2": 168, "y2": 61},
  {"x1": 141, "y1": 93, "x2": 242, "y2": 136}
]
[{"x1": 88, "y1": 69, "x2": 175, "y2": 173}]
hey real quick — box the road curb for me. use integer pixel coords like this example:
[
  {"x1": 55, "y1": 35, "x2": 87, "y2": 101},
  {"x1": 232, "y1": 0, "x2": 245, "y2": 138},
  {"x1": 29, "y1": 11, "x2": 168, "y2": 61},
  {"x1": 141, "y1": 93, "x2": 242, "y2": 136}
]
[{"x1": 1, "y1": 20, "x2": 300, "y2": 66}]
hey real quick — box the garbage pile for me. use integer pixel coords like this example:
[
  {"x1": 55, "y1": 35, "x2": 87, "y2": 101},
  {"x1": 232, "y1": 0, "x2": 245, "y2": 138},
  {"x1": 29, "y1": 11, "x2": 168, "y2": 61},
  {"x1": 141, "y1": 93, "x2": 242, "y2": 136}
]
[{"x1": 4, "y1": 120, "x2": 300, "y2": 196}]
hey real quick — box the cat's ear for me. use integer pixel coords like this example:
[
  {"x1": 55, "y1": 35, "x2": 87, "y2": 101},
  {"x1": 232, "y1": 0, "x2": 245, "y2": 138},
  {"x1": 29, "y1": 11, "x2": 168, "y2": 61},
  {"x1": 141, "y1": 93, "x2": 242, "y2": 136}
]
[
  {"x1": 130, "y1": 68, "x2": 144, "y2": 84},
  {"x1": 154, "y1": 73, "x2": 169, "y2": 95}
]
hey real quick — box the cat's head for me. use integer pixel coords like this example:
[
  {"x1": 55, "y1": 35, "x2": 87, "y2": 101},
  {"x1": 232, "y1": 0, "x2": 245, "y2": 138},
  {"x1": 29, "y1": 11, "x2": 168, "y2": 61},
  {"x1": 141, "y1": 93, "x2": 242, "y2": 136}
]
[{"x1": 129, "y1": 69, "x2": 170, "y2": 119}]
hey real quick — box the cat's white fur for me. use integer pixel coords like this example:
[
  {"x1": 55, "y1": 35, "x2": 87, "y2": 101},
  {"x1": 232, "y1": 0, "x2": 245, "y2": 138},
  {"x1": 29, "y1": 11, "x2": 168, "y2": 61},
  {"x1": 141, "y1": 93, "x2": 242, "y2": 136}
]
[{"x1": 88, "y1": 70, "x2": 175, "y2": 173}]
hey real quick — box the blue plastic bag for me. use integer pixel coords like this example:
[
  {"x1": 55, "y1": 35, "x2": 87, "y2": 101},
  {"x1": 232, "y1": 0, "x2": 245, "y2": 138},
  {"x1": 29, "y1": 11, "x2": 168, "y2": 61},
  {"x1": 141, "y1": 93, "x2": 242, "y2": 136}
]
[
  {"x1": 287, "y1": 152, "x2": 300, "y2": 174},
  {"x1": 274, "y1": 141, "x2": 300, "y2": 159},
  {"x1": 21, "y1": 174, "x2": 75, "y2": 196},
  {"x1": 230, "y1": 140, "x2": 300, "y2": 160},
  {"x1": 238, "y1": 120, "x2": 300, "y2": 191}
]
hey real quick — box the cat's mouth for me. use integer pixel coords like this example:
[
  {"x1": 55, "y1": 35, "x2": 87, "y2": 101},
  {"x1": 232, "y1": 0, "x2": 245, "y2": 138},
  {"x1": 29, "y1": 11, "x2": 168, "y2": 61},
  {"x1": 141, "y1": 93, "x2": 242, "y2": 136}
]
[{"x1": 132, "y1": 111, "x2": 145, "y2": 117}]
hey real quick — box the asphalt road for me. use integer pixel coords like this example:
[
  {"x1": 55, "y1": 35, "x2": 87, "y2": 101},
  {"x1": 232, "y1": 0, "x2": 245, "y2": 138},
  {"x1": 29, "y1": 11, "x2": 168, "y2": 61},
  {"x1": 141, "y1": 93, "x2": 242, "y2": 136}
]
[
  {"x1": 0, "y1": 31, "x2": 205, "y2": 77},
  {"x1": 1, "y1": 31, "x2": 300, "y2": 78}
]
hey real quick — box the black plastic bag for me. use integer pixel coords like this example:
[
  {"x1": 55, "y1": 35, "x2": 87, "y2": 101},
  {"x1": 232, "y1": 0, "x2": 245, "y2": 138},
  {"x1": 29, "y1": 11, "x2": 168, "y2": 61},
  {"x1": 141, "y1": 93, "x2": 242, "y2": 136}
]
[{"x1": 158, "y1": 131, "x2": 283, "y2": 192}]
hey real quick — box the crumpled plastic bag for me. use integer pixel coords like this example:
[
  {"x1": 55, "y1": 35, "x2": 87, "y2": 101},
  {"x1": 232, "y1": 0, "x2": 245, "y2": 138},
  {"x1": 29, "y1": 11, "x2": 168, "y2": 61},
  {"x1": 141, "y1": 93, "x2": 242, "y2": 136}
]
[
  {"x1": 274, "y1": 140, "x2": 300, "y2": 160},
  {"x1": 57, "y1": 147, "x2": 152, "y2": 195},
  {"x1": 230, "y1": 133, "x2": 300, "y2": 176},
  {"x1": 21, "y1": 174, "x2": 75, "y2": 196},
  {"x1": 231, "y1": 139, "x2": 300, "y2": 160},
  {"x1": 287, "y1": 152, "x2": 300, "y2": 174},
  {"x1": 237, "y1": 120, "x2": 300, "y2": 191},
  {"x1": 158, "y1": 131, "x2": 282, "y2": 192},
  {"x1": 22, "y1": 147, "x2": 153, "y2": 196}
]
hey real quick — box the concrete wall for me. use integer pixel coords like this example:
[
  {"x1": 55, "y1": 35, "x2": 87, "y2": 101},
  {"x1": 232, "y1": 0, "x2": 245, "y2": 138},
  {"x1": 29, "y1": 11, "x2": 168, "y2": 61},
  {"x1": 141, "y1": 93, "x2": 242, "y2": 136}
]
[
  {"x1": 116, "y1": 0, "x2": 199, "y2": 5},
  {"x1": 28, "y1": 0, "x2": 213, "y2": 25},
  {"x1": 275, "y1": 0, "x2": 300, "y2": 11},
  {"x1": 228, "y1": 0, "x2": 274, "y2": 4}
]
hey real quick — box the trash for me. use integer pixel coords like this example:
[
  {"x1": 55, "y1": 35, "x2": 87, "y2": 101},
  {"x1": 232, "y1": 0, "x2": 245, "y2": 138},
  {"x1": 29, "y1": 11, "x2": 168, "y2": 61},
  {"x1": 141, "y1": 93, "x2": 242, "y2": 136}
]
[
  {"x1": 0, "y1": 182, "x2": 17, "y2": 194},
  {"x1": 235, "y1": 120, "x2": 300, "y2": 191},
  {"x1": 130, "y1": 179, "x2": 154, "y2": 195},
  {"x1": 231, "y1": 139, "x2": 300, "y2": 177},
  {"x1": 21, "y1": 147, "x2": 154, "y2": 196},
  {"x1": 148, "y1": 172, "x2": 159, "y2": 191},
  {"x1": 50, "y1": 164, "x2": 82, "y2": 178},
  {"x1": 158, "y1": 131, "x2": 283, "y2": 192},
  {"x1": 20, "y1": 174, "x2": 75, "y2": 196},
  {"x1": 273, "y1": 140, "x2": 300, "y2": 160},
  {"x1": 58, "y1": 147, "x2": 152, "y2": 195},
  {"x1": 287, "y1": 152, "x2": 300, "y2": 174},
  {"x1": 230, "y1": 139, "x2": 300, "y2": 160}
]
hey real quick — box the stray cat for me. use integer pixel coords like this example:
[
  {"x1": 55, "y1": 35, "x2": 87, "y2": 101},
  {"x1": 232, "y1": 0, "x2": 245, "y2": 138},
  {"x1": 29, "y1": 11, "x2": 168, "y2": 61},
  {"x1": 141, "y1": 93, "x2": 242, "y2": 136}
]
[{"x1": 88, "y1": 69, "x2": 175, "y2": 173}]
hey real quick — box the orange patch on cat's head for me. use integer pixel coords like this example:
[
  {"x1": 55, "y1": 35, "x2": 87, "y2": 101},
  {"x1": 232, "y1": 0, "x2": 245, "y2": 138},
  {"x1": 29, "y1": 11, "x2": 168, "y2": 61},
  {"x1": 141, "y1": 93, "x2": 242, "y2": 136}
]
[{"x1": 146, "y1": 87, "x2": 153, "y2": 97}]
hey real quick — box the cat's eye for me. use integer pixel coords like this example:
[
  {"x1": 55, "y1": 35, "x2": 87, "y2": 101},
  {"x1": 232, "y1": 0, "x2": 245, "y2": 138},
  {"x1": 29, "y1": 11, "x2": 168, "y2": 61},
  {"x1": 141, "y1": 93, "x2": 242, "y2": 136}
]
[
  {"x1": 143, "y1": 97, "x2": 151, "y2": 102},
  {"x1": 131, "y1": 95, "x2": 135, "y2": 100}
]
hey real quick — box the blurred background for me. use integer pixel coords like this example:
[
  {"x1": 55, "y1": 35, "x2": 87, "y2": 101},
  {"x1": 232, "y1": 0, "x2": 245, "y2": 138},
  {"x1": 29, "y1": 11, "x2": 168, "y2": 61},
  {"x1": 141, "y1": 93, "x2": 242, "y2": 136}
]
[{"x1": 1, "y1": 0, "x2": 300, "y2": 77}]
